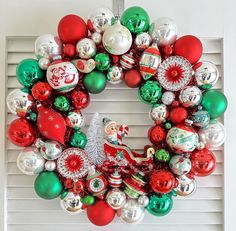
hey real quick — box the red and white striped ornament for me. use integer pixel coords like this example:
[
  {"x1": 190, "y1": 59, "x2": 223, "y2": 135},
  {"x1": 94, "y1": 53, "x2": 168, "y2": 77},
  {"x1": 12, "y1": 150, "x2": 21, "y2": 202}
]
[
  {"x1": 139, "y1": 43, "x2": 161, "y2": 80},
  {"x1": 108, "y1": 170, "x2": 122, "y2": 188},
  {"x1": 120, "y1": 52, "x2": 135, "y2": 70},
  {"x1": 117, "y1": 124, "x2": 129, "y2": 145}
]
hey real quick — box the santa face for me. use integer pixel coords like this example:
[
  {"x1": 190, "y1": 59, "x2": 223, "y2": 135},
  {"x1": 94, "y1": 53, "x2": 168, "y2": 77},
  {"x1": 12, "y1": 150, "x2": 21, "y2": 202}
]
[{"x1": 105, "y1": 123, "x2": 117, "y2": 136}]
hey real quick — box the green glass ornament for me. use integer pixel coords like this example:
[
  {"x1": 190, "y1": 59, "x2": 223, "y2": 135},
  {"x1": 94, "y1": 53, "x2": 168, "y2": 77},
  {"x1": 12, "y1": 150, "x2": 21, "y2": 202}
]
[
  {"x1": 34, "y1": 171, "x2": 63, "y2": 200},
  {"x1": 139, "y1": 81, "x2": 162, "y2": 105},
  {"x1": 155, "y1": 149, "x2": 170, "y2": 162},
  {"x1": 83, "y1": 71, "x2": 107, "y2": 94},
  {"x1": 60, "y1": 190, "x2": 69, "y2": 200},
  {"x1": 70, "y1": 130, "x2": 87, "y2": 149},
  {"x1": 165, "y1": 122, "x2": 172, "y2": 129},
  {"x1": 95, "y1": 53, "x2": 111, "y2": 71},
  {"x1": 121, "y1": 6, "x2": 150, "y2": 34},
  {"x1": 16, "y1": 59, "x2": 44, "y2": 88},
  {"x1": 81, "y1": 195, "x2": 95, "y2": 205},
  {"x1": 54, "y1": 96, "x2": 70, "y2": 111},
  {"x1": 201, "y1": 90, "x2": 227, "y2": 119},
  {"x1": 147, "y1": 193, "x2": 175, "y2": 216}
]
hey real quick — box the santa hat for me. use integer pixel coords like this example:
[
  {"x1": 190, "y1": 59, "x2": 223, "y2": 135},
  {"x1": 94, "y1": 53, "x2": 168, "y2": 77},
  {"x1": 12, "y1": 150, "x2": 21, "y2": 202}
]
[{"x1": 103, "y1": 117, "x2": 117, "y2": 131}]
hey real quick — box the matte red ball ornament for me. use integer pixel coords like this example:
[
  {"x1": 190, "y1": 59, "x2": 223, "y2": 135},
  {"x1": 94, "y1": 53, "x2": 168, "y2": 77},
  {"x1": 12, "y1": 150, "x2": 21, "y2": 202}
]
[
  {"x1": 124, "y1": 69, "x2": 142, "y2": 88},
  {"x1": 174, "y1": 35, "x2": 203, "y2": 64},
  {"x1": 148, "y1": 125, "x2": 166, "y2": 145},
  {"x1": 190, "y1": 148, "x2": 216, "y2": 177},
  {"x1": 71, "y1": 89, "x2": 90, "y2": 109},
  {"x1": 87, "y1": 200, "x2": 115, "y2": 226},
  {"x1": 31, "y1": 82, "x2": 52, "y2": 101},
  {"x1": 150, "y1": 170, "x2": 177, "y2": 194},
  {"x1": 170, "y1": 107, "x2": 188, "y2": 124},
  {"x1": 63, "y1": 44, "x2": 76, "y2": 57},
  {"x1": 37, "y1": 105, "x2": 66, "y2": 144},
  {"x1": 8, "y1": 118, "x2": 36, "y2": 147},
  {"x1": 58, "y1": 14, "x2": 88, "y2": 44}
]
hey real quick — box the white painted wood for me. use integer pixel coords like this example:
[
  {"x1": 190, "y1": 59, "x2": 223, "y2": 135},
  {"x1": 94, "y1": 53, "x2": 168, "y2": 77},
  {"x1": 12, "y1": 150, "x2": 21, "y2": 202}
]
[{"x1": 1, "y1": 0, "x2": 236, "y2": 231}]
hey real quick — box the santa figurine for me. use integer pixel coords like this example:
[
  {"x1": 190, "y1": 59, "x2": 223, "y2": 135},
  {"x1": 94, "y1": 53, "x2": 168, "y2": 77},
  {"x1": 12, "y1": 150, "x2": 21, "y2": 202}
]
[{"x1": 103, "y1": 117, "x2": 118, "y2": 145}]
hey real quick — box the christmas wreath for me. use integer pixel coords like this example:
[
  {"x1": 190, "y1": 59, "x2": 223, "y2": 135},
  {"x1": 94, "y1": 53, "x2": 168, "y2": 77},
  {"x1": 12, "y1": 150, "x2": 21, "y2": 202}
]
[{"x1": 7, "y1": 6, "x2": 227, "y2": 226}]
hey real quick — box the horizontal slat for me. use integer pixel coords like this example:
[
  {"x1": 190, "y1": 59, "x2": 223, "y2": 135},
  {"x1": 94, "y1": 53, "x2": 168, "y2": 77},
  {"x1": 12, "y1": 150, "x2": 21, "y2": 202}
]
[
  {"x1": 7, "y1": 187, "x2": 223, "y2": 200},
  {"x1": 7, "y1": 175, "x2": 223, "y2": 187},
  {"x1": 8, "y1": 211, "x2": 223, "y2": 224}
]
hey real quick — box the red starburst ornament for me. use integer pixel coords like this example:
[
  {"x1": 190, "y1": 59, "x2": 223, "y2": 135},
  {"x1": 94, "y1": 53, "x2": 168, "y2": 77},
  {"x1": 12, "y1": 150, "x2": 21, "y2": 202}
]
[{"x1": 157, "y1": 56, "x2": 192, "y2": 91}]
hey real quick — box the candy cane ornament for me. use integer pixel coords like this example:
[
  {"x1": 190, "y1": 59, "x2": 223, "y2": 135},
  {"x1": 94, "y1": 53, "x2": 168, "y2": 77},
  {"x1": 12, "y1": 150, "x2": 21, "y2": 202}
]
[{"x1": 117, "y1": 125, "x2": 129, "y2": 145}]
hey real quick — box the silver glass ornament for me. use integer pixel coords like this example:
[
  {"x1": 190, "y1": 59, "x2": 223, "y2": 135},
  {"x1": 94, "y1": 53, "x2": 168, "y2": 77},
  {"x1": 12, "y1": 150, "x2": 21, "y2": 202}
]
[
  {"x1": 194, "y1": 61, "x2": 219, "y2": 89},
  {"x1": 179, "y1": 86, "x2": 202, "y2": 107},
  {"x1": 120, "y1": 199, "x2": 145, "y2": 224},
  {"x1": 138, "y1": 195, "x2": 149, "y2": 207},
  {"x1": 38, "y1": 57, "x2": 50, "y2": 70},
  {"x1": 102, "y1": 20, "x2": 132, "y2": 55},
  {"x1": 44, "y1": 160, "x2": 56, "y2": 171},
  {"x1": 17, "y1": 147, "x2": 45, "y2": 175},
  {"x1": 35, "y1": 138, "x2": 62, "y2": 160},
  {"x1": 35, "y1": 34, "x2": 62, "y2": 61},
  {"x1": 169, "y1": 155, "x2": 192, "y2": 175},
  {"x1": 176, "y1": 179, "x2": 196, "y2": 196},
  {"x1": 149, "y1": 17, "x2": 177, "y2": 46},
  {"x1": 177, "y1": 174, "x2": 194, "y2": 185},
  {"x1": 106, "y1": 188, "x2": 126, "y2": 210},
  {"x1": 198, "y1": 120, "x2": 225, "y2": 149},
  {"x1": 60, "y1": 192, "x2": 83, "y2": 215},
  {"x1": 76, "y1": 38, "x2": 97, "y2": 59},
  {"x1": 134, "y1": 32, "x2": 152, "y2": 51},
  {"x1": 149, "y1": 104, "x2": 168, "y2": 124},
  {"x1": 88, "y1": 7, "x2": 115, "y2": 33},
  {"x1": 7, "y1": 89, "x2": 33, "y2": 116},
  {"x1": 91, "y1": 32, "x2": 102, "y2": 44},
  {"x1": 161, "y1": 91, "x2": 175, "y2": 105},
  {"x1": 107, "y1": 66, "x2": 123, "y2": 84}
]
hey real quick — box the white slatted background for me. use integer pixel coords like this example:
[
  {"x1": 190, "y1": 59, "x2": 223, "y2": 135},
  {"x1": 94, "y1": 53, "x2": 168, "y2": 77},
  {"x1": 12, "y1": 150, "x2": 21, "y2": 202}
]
[{"x1": 6, "y1": 37, "x2": 224, "y2": 231}]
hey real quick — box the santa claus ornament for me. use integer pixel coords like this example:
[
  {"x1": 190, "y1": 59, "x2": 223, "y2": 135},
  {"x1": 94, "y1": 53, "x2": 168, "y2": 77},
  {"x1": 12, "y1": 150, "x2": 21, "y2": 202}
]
[{"x1": 7, "y1": 5, "x2": 227, "y2": 227}]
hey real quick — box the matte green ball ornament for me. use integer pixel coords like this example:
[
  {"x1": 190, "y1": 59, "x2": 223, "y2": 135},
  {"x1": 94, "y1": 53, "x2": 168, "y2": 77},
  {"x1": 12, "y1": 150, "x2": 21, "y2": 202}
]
[
  {"x1": 16, "y1": 59, "x2": 44, "y2": 88},
  {"x1": 34, "y1": 171, "x2": 63, "y2": 200},
  {"x1": 147, "y1": 192, "x2": 176, "y2": 216},
  {"x1": 95, "y1": 53, "x2": 111, "y2": 71},
  {"x1": 155, "y1": 149, "x2": 170, "y2": 162},
  {"x1": 81, "y1": 195, "x2": 95, "y2": 205},
  {"x1": 201, "y1": 90, "x2": 227, "y2": 119},
  {"x1": 139, "y1": 81, "x2": 162, "y2": 105},
  {"x1": 83, "y1": 71, "x2": 107, "y2": 94},
  {"x1": 70, "y1": 130, "x2": 87, "y2": 149},
  {"x1": 54, "y1": 96, "x2": 70, "y2": 111},
  {"x1": 121, "y1": 6, "x2": 150, "y2": 34}
]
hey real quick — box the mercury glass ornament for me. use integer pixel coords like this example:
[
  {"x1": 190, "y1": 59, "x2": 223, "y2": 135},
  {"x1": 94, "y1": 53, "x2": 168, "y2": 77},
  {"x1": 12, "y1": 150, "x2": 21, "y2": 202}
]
[
  {"x1": 134, "y1": 32, "x2": 152, "y2": 50},
  {"x1": 179, "y1": 86, "x2": 202, "y2": 107},
  {"x1": 76, "y1": 38, "x2": 96, "y2": 59},
  {"x1": 149, "y1": 104, "x2": 168, "y2": 124},
  {"x1": 106, "y1": 188, "x2": 126, "y2": 210},
  {"x1": 169, "y1": 155, "x2": 192, "y2": 175},
  {"x1": 107, "y1": 66, "x2": 124, "y2": 84}
]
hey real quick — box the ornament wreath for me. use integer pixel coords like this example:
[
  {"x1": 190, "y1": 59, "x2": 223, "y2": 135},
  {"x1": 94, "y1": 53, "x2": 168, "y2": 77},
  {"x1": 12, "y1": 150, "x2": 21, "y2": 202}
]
[{"x1": 7, "y1": 6, "x2": 227, "y2": 226}]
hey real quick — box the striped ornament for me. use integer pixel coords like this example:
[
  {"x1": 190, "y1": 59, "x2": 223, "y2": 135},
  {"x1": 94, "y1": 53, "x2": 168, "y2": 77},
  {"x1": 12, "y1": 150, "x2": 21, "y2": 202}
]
[
  {"x1": 117, "y1": 124, "x2": 129, "y2": 145},
  {"x1": 120, "y1": 52, "x2": 135, "y2": 70}
]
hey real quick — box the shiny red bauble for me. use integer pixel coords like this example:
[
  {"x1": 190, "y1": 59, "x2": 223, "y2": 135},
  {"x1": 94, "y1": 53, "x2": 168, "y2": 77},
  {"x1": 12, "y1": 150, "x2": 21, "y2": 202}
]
[
  {"x1": 124, "y1": 69, "x2": 142, "y2": 88},
  {"x1": 31, "y1": 82, "x2": 52, "y2": 101},
  {"x1": 150, "y1": 170, "x2": 177, "y2": 194},
  {"x1": 174, "y1": 35, "x2": 203, "y2": 64},
  {"x1": 63, "y1": 44, "x2": 76, "y2": 58},
  {"x1": 170, "y1": 106, "x2": 188, "y2": 124},
  {"x1": 190, "y1": 148, "x2": 216, "y2": 177},
  {"x1": 87, "y1": 200, "x2": 115, "y2": 226},
  {"x1": 8, "y1": 118, "x2": 36, "y2": 147},
  {"x1": 71, "y1": 89, "x2": 90, "y2": 109},
  {"x1": 58, "y1": 14, "x2": 88, "y2": 44},
  {"x1": 148, "y1": 125, "x2": 166, "y2": 145}
]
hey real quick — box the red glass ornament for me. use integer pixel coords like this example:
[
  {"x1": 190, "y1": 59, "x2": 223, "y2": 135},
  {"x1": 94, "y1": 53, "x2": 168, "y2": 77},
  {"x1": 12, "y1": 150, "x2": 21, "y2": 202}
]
[
  {"x1": 190, "y1": 148, "x2": 216, "y2": 177},
  {"x1": 150, "y1": 170, "x2": 177, "y2": 194},
  {"x1": 58, "y1": 14, "x2": 88, "y2": 44},
  {"x1": 63, "y1": 44, "x2": 76, "y2": 57},
  {"x1": 71, "y1": 89, "x2": 90, "y2": 109},
  {"x1": 174, "y1": 35, "x2": 203, "y2": 65},
  {"x1": 124, "y1": 69, "x2": 142, "y2": 88},
  {"x1": 31, "y1": 82, "x2": 52, "y2": 101},
  {"x1": 148, "y1": 125, "x2": 166, "y2": 145},
  {"x1": 8, "y1": 118, "x2": 36, "y2": 147},
  {"x1": 87, "y1": 200, "x2": 115, "y2": 226},
  {"x1": 170, "y1": 107, "x2": 188, "y2": 124},
  {"x1": 37, "y1": 105, "x2": 66, "y2": 144}
]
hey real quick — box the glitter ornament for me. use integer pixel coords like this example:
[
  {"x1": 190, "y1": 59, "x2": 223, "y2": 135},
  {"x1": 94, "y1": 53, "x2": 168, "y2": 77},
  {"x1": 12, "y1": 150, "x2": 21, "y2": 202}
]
[
  {"x1": 155, "y1": 149, "x2": 170, "y2": 162},
  {"x1": 157, "y1": 56, "x2": 192, "y2": 91},
  {"x1": 161, "y1": 91, "x2": 175, "y2": 105}
]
